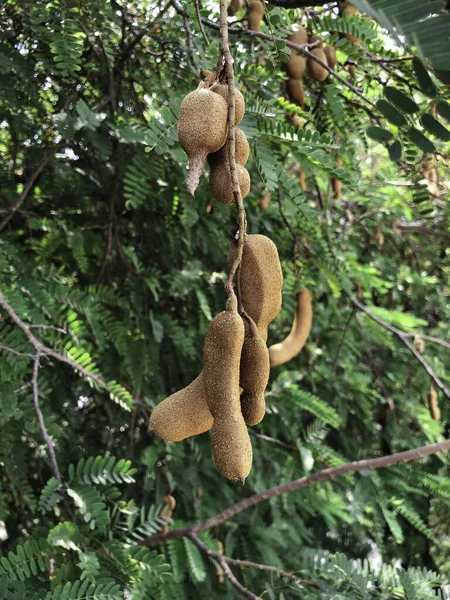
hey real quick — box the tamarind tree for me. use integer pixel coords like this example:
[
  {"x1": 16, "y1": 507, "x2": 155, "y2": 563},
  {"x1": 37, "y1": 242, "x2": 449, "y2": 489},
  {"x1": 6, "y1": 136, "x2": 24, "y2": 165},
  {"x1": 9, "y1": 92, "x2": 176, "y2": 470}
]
[{"x1": 0, "y1": 0, "x2": 449, "y2": 598}]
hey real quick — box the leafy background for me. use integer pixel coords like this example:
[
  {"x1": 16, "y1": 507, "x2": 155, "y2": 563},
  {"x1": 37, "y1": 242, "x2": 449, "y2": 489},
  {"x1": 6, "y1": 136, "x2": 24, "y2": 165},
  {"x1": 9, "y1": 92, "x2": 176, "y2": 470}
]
[{"x1": 0, "y1": 0, "x2": 449, "y2": 597}]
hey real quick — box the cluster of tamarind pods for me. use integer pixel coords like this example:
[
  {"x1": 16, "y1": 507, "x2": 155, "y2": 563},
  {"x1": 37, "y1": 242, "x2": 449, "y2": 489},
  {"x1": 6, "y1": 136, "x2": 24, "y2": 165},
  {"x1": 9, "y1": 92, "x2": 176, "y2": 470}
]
[{"x1": 149, "y1": 72, "x2": 313, "y2": 482}]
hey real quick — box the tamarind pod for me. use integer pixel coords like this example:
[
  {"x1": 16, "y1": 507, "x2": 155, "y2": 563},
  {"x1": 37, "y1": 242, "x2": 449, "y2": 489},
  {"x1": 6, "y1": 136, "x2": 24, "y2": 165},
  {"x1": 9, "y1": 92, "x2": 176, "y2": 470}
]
[
  {"x1": 286, "y1": 78, "x2": 305, "y2": 109},
  {"x1": 200, "y1": 69, "x2": 216, "y2": 86},
  {"x1": 286, "y1": 113, "x2": 303, "y2": 129},
  {"x1": 211, "y1": 84, "x2": 245, "y2": 125},
  {"x1": 374, "y1": 227, "x2": 384, "y2": 248},
  {"x1": 331, "y1": 177, "x2": 341, "y2": 199},
  {"x1": 229, "y1": 234, "x2": 283, "y2": 341},
  {"x1": 298, "y1": 167, "x2": 308, "y2": 192},
  {"x1": 208, "y1": 128, "x2": 250, "y2": 167},
  {"x1": 228, "y1": 0, "x2": 241, "y2": 16},
  {"x1": 163, "y1": 495, "x2": 177, "y2": 512},
  {"x1": 178, "y1": 87, "x2": 228, "y2": 196},
  {"x1": 288, "y1": 25, "x2": 308, "y2": 46},
  {"x1": 428, "y1": 386, "x2": 440, "y2": 421},
  {"x1": 348, "y1": 64, "x2": 356, "y2": 78},
  {"x1": 149, "y1": 373, "x2": 213, "y2": 441},
  {"x1": 210, "y1": 162, "x2": 251, "y2": 205},
  {"x1": 160, "y1": 525, "x2": 169, "y2": 536},
  {"x1": 240, "y1": 334, "x2": 270, "y2": 426},
  {"x1": 286, "y1": 54, "x2": 306, "y2": 79},
  {"x1": 344, "y1": 2, "x2": 358, "y2": 16},
  {"x1": 413, "y1": 338, "x2": 425, "y2": 354},
  {"x1": 203, "y1": 295, "x2": 252, "y2": 481},
  {"x1": 248, "y1": 0, "x2": 265, "y2": 31},
  {"x1": 323, "y1": 45, "x2": 337, "y2": 69},
  {"x1": 259, "y1": 191, "x2": 271, "y2": 210},
  {"x1": 307, "y1": 49, "x2": 329, "y2": 82},
  {"x1": 269, "y1": 288, "x2": 312, "y2": 367}
]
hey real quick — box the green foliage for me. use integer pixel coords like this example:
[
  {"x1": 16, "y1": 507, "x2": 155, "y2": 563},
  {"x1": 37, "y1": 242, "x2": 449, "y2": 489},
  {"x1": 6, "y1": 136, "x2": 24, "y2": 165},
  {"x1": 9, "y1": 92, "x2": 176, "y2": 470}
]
[{"x1": 0, "y1": 0, "x2": 449, "y2": 597}]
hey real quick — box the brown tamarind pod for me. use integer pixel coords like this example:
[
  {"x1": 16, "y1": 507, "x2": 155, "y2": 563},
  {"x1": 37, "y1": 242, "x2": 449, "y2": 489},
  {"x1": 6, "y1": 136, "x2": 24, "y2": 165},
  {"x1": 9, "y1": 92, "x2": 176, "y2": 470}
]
[
  {"x1": 160, "y1": 525, "x2": 169, "y2": 536},
  {"x1": 286, "y1": 54, "x2": 307, "y2": 79},
  {"x1": 374, "y1": 227, "x2": 384, "y2": 248},
  {"x1": 228, "y1": 0, "x2": 241, "y2": 16},
  {"x1": 210, "y1": 161, "x2": 251, "y2": 205},
  {"x1": 286, "y1": 113, "x2": 303, "y2": 128},
  {"x1": 413, "y1": 338, "x2": 425, "y2": 354},
  {"x1": 286, "y1": 78, "x2": 305, "y2": 109},
  {"x1": 323, "y1": 45, "x2": 337, "y2": 68},
  {"x1": 308, "y1": 34, "x2": 323, "y2": 48},
  {"x1": 211, "y1": 83, "x2": 245, "y2": 125},
  {"x1": 240, "y1": 333, "x2": 270, "y2": 426},
  {"x1": 229, "y1": 234, "x2": 283, "y2": 341},
  {"x1": 208, "y1": 128, "x2": 250, "y2": 167},
  {"x1": 307, "y1": 48, "x2": 329, "y2": 82},
  {"x1": 344, "y1": 2, "x2": 358, "y2": 17},
  {"x1": 163, "y1": 495, "x2": 177, "y2": 512},
  {"x1": 331, "y1": 156, "x2": 342, "y2": 199},
  {"x1": 178, "y1": 85, "x2": 228, "y2": 196},
  {"x1": 269, "y1": 288, "x2": 312, "y2": 367},
  {"x1": 298, "y1": 167, "x2": 308, "y2": 192},
  {"x1": 248, "y1": 0, "x2": 265, "y2": 32},
  {"x1": 259, "y1": 191, "x2": 271, "y2": 210},
  {"x1": 428, "y1": 386, "x2": 440, "y2": 420},
  {"x1": 203, "y1": 295, "x2": 252, "y2": 481},
  {"x1": 149, "y1": 373, "x2": 213, "y2": 441},
  {"x1": 348, "y1": 64, "x2": 356, "y2": 77},
  {"x1": 288, "y1": 25, "x2": 308, "y2": 46}
]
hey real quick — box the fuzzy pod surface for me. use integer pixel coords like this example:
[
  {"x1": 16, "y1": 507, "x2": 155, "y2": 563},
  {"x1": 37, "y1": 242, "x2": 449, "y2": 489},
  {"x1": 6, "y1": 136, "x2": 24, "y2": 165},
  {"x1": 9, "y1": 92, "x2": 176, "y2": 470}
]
[
  {"x1": 414, "y1": 338, "x2": 425, "y2": 354},
  {"x1": 228, "y1": 0, "x2": 241, "y2": 16},
  {"x1": 323, "y1": 45, "x2": 337, "y2": 68},
  {"x1": 211, "y1": 84, "x2": 245, "y2": 125},
  {"x1": 240, "y1": 334, "x2": 270, "y2": 426},
  {"x1": 286, "y1": 54, "x2": 307, "y2": 79},
  {"x1": 210, "y1": 161, "x2": 251, "y2": 205},
  {"x1": 229, "y1": 234, "x2": 283, "y2": 341},
  {"x1": 208, "y1": 128, "x2": 250, "y2": 167},
  {"x1": 288, "y1": 25, "x2": 308, "y2": 46},
  {"x1": 203, "y1": 295, "x2": 252, "y2": 481},
  {"x1": 428, "y1": 387, "x2": 440, "y2": 420},
  {"x1": 178, "y1": 87, "x2": 228, "y2": 195},
  {"x1": 307, "y1": 49, "x2": 329, "y2": 82},
  {"x1": 286, "y1": 78, "x2": 305, "y2": 109},
  {"x1": 149, "y1": 373, "x2": 213, "y2": 441},
  {"x1": 248, "y1": 0, "x2": 265, "y2": 32},
  {"x1": 269, "y1": 288, "x2": 313, "y2": 367}
]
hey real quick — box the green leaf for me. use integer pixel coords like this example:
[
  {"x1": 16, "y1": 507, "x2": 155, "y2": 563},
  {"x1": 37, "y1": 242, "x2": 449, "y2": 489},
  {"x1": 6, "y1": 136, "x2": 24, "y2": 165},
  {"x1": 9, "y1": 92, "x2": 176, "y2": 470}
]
[
  {"x1": 366, "y1": 126, "x2": 393, "y2": 142},
  {"x1": 388, "y1": 140, "x2": 402, "y2": 162},
  {"x1": 436, "y1": 100, "x2": 450, "y2": 123},
  {"x1": 412, "y1": 58, "x2": 437, "y2": 97},
  {"x1": 407, "y1": 127, "x2": 436, "y2": 153},
  {"x1": 421, "y1": 114, "x2": 450, "y2": 141},
  {"x1": 376, "y1": 99, "x2": 407, "y2": 126},
  {"x1": 384, "y1": 87, "x2": 419, "y2": 114}
]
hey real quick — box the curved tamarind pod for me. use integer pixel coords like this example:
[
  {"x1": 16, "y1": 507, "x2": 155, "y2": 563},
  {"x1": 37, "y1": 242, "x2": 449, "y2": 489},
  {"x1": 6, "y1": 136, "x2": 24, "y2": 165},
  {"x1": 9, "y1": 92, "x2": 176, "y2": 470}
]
[
  {"x1": 307, "y1": 48, "x2": 329, "y2": 82},
  {"x1": 331, "y1": 157, "x2": 343, "y2": 200},
  {"x1": 269, "y1": 288, "x2": 312, "y2": 367},
  {"x1": 203, "y1": 295, "x2": 252, "y2": 481},
  {"x1": 229, "y1": 234, "x2": 283, "y2": 341},
  {"x1": 344, "y1": 2, "x2": 358, "y2": 16},
  {"x1": 163, "y1": 495, "x2": 176, "y2": 512},
  {"x1": 248, "y1": 0, "x2": 265, "y2": 32},
  {"x1": 428, "y1": 386, "x2": 440, "y2": 421},
  {"x1": 240, "y1": 333, "x2": 270, "y2": 426},
  {"x1": 286, "y1": 54, "x2": 307, "y2": 79},
  {"x1": 149, "y1": 373, "x2": 213, "y2": 441}
]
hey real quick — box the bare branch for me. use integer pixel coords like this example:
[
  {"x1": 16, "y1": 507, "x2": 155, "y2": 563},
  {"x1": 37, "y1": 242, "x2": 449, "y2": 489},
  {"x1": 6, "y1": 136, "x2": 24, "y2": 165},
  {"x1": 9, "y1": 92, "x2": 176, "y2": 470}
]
[
  {"x1": 141, "y1": 437, "x2": 450, "y2": 545},
  {"x1": 28, "y1": 324, "x2": 67, "y2": 334},
  {"x1": 402, "y1": 333, "x2": 450, "y2": 350},
  {"x1": 0, "y1": 344, "x2": 34, "y2": 358},
  {"x1": 32, "y1": 354, "x2": 62, "y2": 483},
  {"x1": 251, "y1": 430, "x2": 297, "y2": 451},
  {"x1": 195, "y1": 0, "x2": 210, "y2": 46}
]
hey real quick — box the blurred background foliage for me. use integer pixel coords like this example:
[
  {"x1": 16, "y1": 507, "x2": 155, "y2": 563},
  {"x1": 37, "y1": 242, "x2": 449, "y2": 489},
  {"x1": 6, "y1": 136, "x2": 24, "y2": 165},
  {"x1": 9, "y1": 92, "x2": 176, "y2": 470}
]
[{"x1": 0, "y1": 0, "x2": 449, "y2": 597}]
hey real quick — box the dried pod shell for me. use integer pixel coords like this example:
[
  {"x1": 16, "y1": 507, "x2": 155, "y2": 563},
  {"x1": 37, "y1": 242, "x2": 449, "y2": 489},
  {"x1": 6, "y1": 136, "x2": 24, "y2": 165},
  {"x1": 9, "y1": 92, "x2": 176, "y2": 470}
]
[
  {"x1": 208, "y1": 128, "x2": 250, "y2": 167},
  {"x1": 286, "y1": 78, "x2": 305, "y2": 109},
  {"x1": 211, "y1": 84, "x2": 245, "y2": 125},
  {"x1": 248, "y1": 0, "x2": 265, "y2": 31},
  {"x1": 307, "y1": 49, "x2": 329, "y2": 82},
  {"x1": 240, "y1": 334, "x2": 270, "y2": 426},
  {"x1": 428, "y1": 386, "x2": 440, "y2": 420},
  {"x1": 210, "y1": 162, "x2": 251, "y2": 205},
  {"x1": 286, "y1": 53, "x2": 307, "y2": 79},
  {"x1": 203, "y1": 295, "x2": 252, "y2": 481},
  {"x1": 229, "y1": 234, "x2": 283, "y2": 341},
  {"x1": 288, "y1": 25, "x2": 308, "y2": 46},
  {"x1": 269, "y1": 288, "x2": 313, "y2": 367},
  {"x1": 178, "y1": 88, "x2": 228, "y2": 195},
  {"x1": 323, "y1": 45, "x2": 337, "y2": 68},
  {"x1": 149, "y1": 373, "x2": 213, "y2": 441}
]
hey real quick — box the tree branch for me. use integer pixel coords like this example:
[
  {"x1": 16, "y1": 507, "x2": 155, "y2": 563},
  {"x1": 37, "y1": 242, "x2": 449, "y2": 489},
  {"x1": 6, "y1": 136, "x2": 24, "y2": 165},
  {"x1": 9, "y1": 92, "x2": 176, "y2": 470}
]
[
  {"x1": 140, "y1": 437, "x2": 450, "y2": 545},
  {"x1": 352, "y1": 298, "x2": 450, "y2": 399}
]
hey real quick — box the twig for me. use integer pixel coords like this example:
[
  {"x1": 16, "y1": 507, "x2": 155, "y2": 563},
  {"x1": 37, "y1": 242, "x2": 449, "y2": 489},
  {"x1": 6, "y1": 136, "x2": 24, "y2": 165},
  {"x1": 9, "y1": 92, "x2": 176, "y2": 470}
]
[
  {"x1": 219, "y1": 555, "x2": 318, "y2": 588},
  {"x1": 352, "y1": 298, "x2": 450, "y2": 399},
  {"x1": 140, "y1": 437, "x2": 450, "y2": 545},
  {"x1": 402, "y1": 333, "x2": 450, "y2": 350},
  {"x1": 195, "y1": 0, "x2": 209, "y2": 46},
  {"x1": 220, "y1": 0, "x2": 248, "y2": 298},
  {"x1": 188, "y1": 533, "x2": 260, "y2": 600},
  {"x1": 369, "y1": 55, "x2": 415, "y2": 63},
  {"x1": 250, "y1": 430, "x2": 297, "y2": 451},
  {"x1": 32, "y1": 353, "x2": 62, "y2": 483},
  {"x1": 392, "y1": 220, "x2": 450, "y2": 242},
  {"x1": 331, "y1": 307, "x2": 356, "y2": 374},
  {"x1": 0, "y1": 344, "x2": 34, "y2": 358},
  {"x1": 28, "y1": 324, "x2": 67, "y2": 334},
  {"x1": 0, "y1": 147, "x2": 59, "y2": 233},
  {"x1": 171, "y1": 0, "x2": 194, "y2": 62}
]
